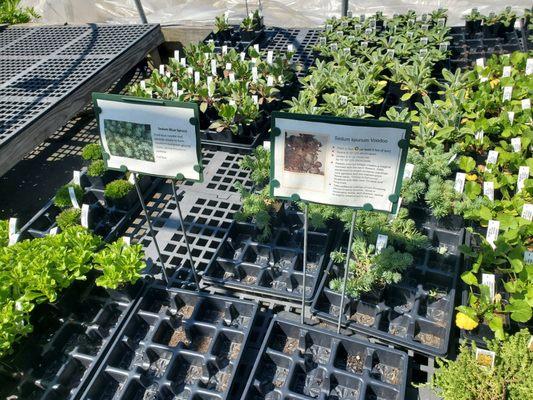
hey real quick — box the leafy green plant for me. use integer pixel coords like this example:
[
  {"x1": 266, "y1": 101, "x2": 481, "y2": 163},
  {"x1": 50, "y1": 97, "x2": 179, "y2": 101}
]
[
  {"x1": 0, "y1": 220, "x2": 7, "y2": 247},
  {"x1": 210, "y1": 103, "x2": 238, "y2": 134},
  {"x1": 81, "y1": 143, "x2": 103, "y2": 161},
  {"x1": 214, "y1": 13, "x2": 231, "y2": 33},
  {"x1": 234, "y1": 184, "x2": 281, "y2": 242},
  {"x1": 54, "y1": 184, "x2": 83, "y2": 209},
  {"x1": 56, "y1": 208, "x2": 81, "y2": 230},
  {"x1": 93, "y1": 241, "x2": 144, "y2": 289},
  {"x1": 239, "y1": 145, "x2": 270, "y2": 186},
  {"x1": 104, "y1": 179, "x2": 133, "y2": 200},
  {"x1": 87, "y1": 159, "x2": 107, "y2": 177},
  {"x1": 465, "y1": 8, "x2": 482, "y2": 21},
  {"x1": 0, "y1": 0, "x2": 39, "y2": 24},
  {"x1": 423, "y1": 329, "x2": 533, "y2": 400},
  {"x1": 329, "y1": 236, "x2": 413, "y2": 298},
  {"x1": 425, "y1": 177, "x2": 463, "y2": 218}
]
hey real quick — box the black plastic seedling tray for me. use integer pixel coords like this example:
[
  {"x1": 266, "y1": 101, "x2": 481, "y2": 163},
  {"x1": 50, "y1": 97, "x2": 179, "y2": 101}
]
[
  {"x1": 81, "y1": 286, "x2": 259, "y2": 400},
  {"x1": 312, "y1": 225, "x2": 464, "y2": 357},
  {"x1": 242, "y1": 317, "x2": 409, "y2": 400},
  {"x1": 202, "y1": 213, "x2": 336, "y2": 304},
  {"x1": 0, "y1": 274, "x2": 143, "y2": 400}
]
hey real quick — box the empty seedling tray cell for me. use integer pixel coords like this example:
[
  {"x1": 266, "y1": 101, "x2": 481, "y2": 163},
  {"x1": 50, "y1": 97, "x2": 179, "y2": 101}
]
[
  {"x1": 202, "y1": 213, "x2": 336, "y2": 304},
  {"x1": 242, "y1": 317, "x2": 408, "y2": 400},
  {"x1": 81, "y1": 286, "x2": 259, "y2": 400},
  {"x1": 0, "y1": 276, "x2": 143, "y2": 400},
  {"x1": 311, "y1": 226, "x2": 464, "y2": 357}
]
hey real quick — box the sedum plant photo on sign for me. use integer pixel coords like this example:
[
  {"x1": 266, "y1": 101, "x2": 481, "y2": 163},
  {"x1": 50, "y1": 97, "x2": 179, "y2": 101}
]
[{"x1": 104, "y1": 119, "x2": 155, "y2": 161}]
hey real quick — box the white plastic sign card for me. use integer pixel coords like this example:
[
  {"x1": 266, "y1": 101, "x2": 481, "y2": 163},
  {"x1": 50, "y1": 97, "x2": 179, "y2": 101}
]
[
  {"x1": 521, "y1": 204, "x2": 533, "y2": 222},
  {"x1": 475, "y1": 348, "x2": 496, "y2": 368},
  {"x1": 526, "y1": 58, "x2": 533, "y2": 75},
  {"x1": 270, "y1": 113, "x2": 411, "y2": 213},
  {"x1": 454, "y1": 172, "x2": 466, "y2": 194},
  {"x1": 8, "y1": 217, "x2": 17, "y2": 235},
  {"x1": 525, "y1": 251, "x2": 533, "y2": 265},
  {"x1": 93, "y1": 93, "x2": 203, "y2": 181},
  {"x1": 483, "y1": 181, "x2": 494, "y2": 201},
  {"x1": 486, "y1": 220, "x2": 500, "y2": 249},
  {"x1": 68, "y1": 186, "x2": 80, "y2": 209},
  {"x1": 403, "y1": 163, "x2": 414, "y2": 179},
  {"x1": 517, "y1": 166, "x2": 529, "y2": 193},
  {"x1": 49, "y1": 227, "x2": 59, "y2": 236},
  {"x1": 481, "y1": 273, "x2": 496, "y2": 300},
  {"x1": 375, "y1": 234, "x2": 388, "y2": 254},
  {"x1": 73, "y1": 170, "x2": 81, "y2": 186},
  {"x1": 81, "y1": 204, "x2": 90, "y2": 228}
]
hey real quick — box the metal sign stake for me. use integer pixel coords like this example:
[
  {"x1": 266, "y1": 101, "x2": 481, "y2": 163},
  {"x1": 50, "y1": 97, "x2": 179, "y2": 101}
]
[
  {"x1": 337, "y1": 210, "x2": 357, "y2": 334},
  {"x1": 132, "y1": 173, "x2": 169, "y2": 284},
  {"x1": 170, "y1": 180, "x2": 201, "y2": 290},
  {"x1": 301, "y1": 203, "x2": 309, "y2": 324}
]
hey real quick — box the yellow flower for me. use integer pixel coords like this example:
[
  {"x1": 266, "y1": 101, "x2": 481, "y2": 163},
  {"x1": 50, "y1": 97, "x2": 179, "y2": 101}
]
[{"x1": 456, "y1": 312, "x2": 479, "y2": 330}]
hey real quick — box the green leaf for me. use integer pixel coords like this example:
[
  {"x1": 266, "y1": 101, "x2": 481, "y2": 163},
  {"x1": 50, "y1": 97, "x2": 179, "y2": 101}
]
[
  {"x1": 478, "y1": 206, "x2": 492, "y2": 221},
  {"x1": 459, "y1": 156, "x2": 476, "y2": 172},
  {"x1": 400, "y1": 92, "x2": 413, "y2": 101},
  {"x1": 464, "y1": 181, "x2": 481, "y2": 200},
  {"x1": 505, "y1": 300, "x2": 532, "y2": 323},
  {"x1": 461, "y1": 271, "x2": 478, "y2": 286}
]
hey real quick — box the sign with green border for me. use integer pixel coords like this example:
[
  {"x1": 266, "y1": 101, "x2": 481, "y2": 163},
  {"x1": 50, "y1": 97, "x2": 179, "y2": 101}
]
[
  {"x1": 92, "y1": 93, "x2": 203, "y2": 182},
  {"x1": 269, "y1": 112, "x2": 411, "y2": 214}
]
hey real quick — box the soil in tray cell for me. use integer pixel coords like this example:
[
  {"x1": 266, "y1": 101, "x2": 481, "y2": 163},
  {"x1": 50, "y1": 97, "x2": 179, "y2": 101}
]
[
  {"x1": 204, "y1": 367, "x2": 233, "y2": 393},
  {"x1": 213, "y1": 333, "x2": 242, "y2": 361},
  {"x1": 334, "y1": 342, "x2": 366, "y2": 375},
  {"x1": 145, "y1": 350, "x2": 173, "y2": 379},
  {"x1": 328, "y1": 385, "x2": 359, "y2": 400},
  {"x1": 177, "y1": 304, "x2": 195, "y2": 319},
  {"x1": 190, "y1": 334, "x2": 213, "y2": 353},
  {"x1": 271, "y1": 334, "x2": 299, "y2": 354},
  {"x1": 258, "y1": 357, "x2": 289, "y2": 389},
  {"x1": 414, "y1": 331, "x2": 442, "y2": 348},
  {"x1": 371, "y1": 363, "x2": 401, "y2": 386},
  {"x1": 226, "y1": 314, "x2": 251, "y2": 329},
  {"x1": 304, "y1": 344, "x2": 331, "y2": 365},
  {"x1": 350, "y1": 312, "x2": 375, "y2": 326},
  {"x1": 291, "y1": 364, "x2": 326, "y2": 398},
  {"x1": 172, "y1": 363, "x2": 203, "y2": 387},
  {"x1": 167, "y1": 326, "x2": 190, "y2": 347}
]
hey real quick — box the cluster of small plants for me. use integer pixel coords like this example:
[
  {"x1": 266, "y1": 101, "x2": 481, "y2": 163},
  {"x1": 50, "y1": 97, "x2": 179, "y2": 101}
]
[
  {"x1": 82, "y1": 143, "x2": 106, "y2": 178},
  {"x1": 422, "y1": 329, "x2": 533, "y2": 399},
  {"x1": 464, "y1": 7, "x2": 521, "y2": 37},
  {"x1": 0, "y1": 0, "x2": 39, "y2": 24},
  {"x1": 104, "y1": 119, "x2": 155, "y2": 161},
  {"x1": 128, "y1": 23, "x2": 297, "y2": 137},
  {"x1": 445, "y1": 52, "x2": 532, "y2": 340},
  {"x1": 0, "y1": 226, "x2": 145, "y2": 357}
]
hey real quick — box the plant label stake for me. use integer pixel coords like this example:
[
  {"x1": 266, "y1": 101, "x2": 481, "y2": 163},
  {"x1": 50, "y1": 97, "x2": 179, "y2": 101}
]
[
  {"x1": 81, "y1": 204, "x2": 90, "y2": 228},
  {"x1": 68, "y1": 187, "x2": 80, "y2": 209},
  {"x1": 170, "y1": 181, "x2": 200, "y2": 290},
  {"x1": 338, "y1": 210, "x2": 357, "y2": 333},
  {"x1": 132, "y1": 172, "x2": 169, "y2": 284},
  {"x1": 301, "y1": 203, "x2": 309, "y2": 324},
  {"x1": 73, "y1": 170, "x2": 81, "y2": 186}
]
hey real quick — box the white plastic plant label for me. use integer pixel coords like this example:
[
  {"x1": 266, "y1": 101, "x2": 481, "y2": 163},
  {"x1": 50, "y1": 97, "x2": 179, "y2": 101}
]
[
  {"x1": 517, "y1": 166, "x2": 529, "y2": 193},
  {"x1": 511, "y1": 137, "x2": 521, "y2": 152},
  {"x1": 330, "y1": 43, "x2": 338, "y2": 51},
  {"x1": 507, "y1": 111, "x2": 515, "y2": 125},
  {"x1": 386, "y1": 49, "x2": 395, "y2": 57},
  {"x1": 122, "y1": 236, "x2": 131, "y2": 246},
  {"x1": 524, "y1": 251, "x2": 533, "y2": 265},
  {"x1": 81, "y1": 204, "x2": 90, "y2": 228},
  {"x1": 252, "y1": 67, "x2": 258, "y2": 82},
  {"x1": 229, "y1": 99, "x2": 236, "y2": 106},
  {"x1": 325, "y1": 24, "x2": 332, "y2": 31},
  {"x1": 128, "y1": 173, "x2": 136, "y2": 185},
  {"x1": 476, "y1": 58, "x2": 485, "y2": 68},
  {"x1": 229, "y1": 72, "x2": 235, "y2": 83},
  {"x1": 448, "y1": 153, "x2": 458, "y2": 165},
  {"x1": 486, "y1": 220, "x2": 500, "y2": 249},
  {"x1": 522, "y1": 99, "x2": 531, "y2": 110},
  {"x1": 253, "y1": 44, "x2": 260, "y2": 52},
  {"x1": 159, "y1": 64, "x2": 164, "y2": 75},
  {"x1": 475, "y1": 348, "x2": 496, "y2": 368},
  {"x1": 267, "y1": 76, "x2": 274, "y2": 87},
  {"x1": 526, "y1": 58, "x2": 533, "y2": 75},
  {"x1": 483, "y1": 181, "x2": 494, "y2": 201},
  {"x1": 403, "y1": 163, "x2": 414, "y2": 179},
  {"x1": 225, "y1": 62, "x2": 232, "y2": 71},
  {"x1": 421, "y1": 24, "x2": 429, "y2": 31},
  {"x1": 223, "y1": 10, "x2": 229, "y2": 22},
  {"x1": 267, "y1": 50, "x2": 273, "y2": 65},
  {"x1": 376, "y1": 234, "x2": 388, "y2": 254},
  {"x1": 521, "y1": 204, "x2": 533, "y2": 222},
  {"x1": 475, "y1": 130, "x2": 484, "y2": 142},
  {"x1": 355, "y1": 106, "x2": 365, "y2": 116},
  {"x1": 68, "y1": 187, "x2": 80, "y2": 209},
  {"x1": 481, "y1": 274, "x2": 496, "y2": 300},
  {"x1": 439, "y1": 42, "x2": 449, "y2": 52},
  {"x1": 140, "y1": 80, "x2": 146, "y2": 90},
  {"x1": 8, "y1": 233, "x2": 20, "y2": 246},
  {"x1": 186, "y1": 67, "x2": 193, "y2": 75},
  {"x1": 419, "y1": 48, "x2": 428, "y2": 56},
  {"x1": 240, "y1": 52, "x2": 245, "y2": 61},
  {"x1": 437, "y1": 18, "x2": 446, "y2": 27},
  {"x1": 486, "y1": 150, "x2": 498, "y2": 165},
  {"x1": 165, "y1": 72, "x2": 171, "y2": 78},
  {"x1": 454, "y1": 172, "x2": 466, "y2": 193},
  {"x1": 252, "y1": 95, "x2": 258, "y2": 105},
  {"x1": 502, "y1": 66, "x2": 512, "y2": 78},
  {"x1": 8, "y1": 217, "x2": 17, "y2": 235},
  {"x1": 204, "y1": 52, "x2": 209, "y2": 60},
  {"x1": 171, "y1": 82, "x2": 178, "y2": 95},
  {"x1": 482, "y1": 273, "x2": 496, "y2": 300},
  {"x1": 320, "y1": 37, "x2": 327, "y2": 45},
  {"x1": 287, "y1": 44, "x2": 294, "y2": 52},
  {"x1": 263, "y1": 141, "x2": 271, "y2": 151},
  {"x1": 173, "y1": 50, "x2": 179, "y2": 60},
  {"x1": 339, "y1": 95, "x2": 348, "y2": 106},
  {"x1": 420, "y1": 37, "x2": 428, "y2": 45},
  {"x1": 502, "y1": 86, "x2": 513, "y2": 102},
  {"x1": 73, "y1": 170, "x2": 81, "y2": 186},
  {"x1": 528, "y1": 336, "x2": 533, "y2": 351},
  {"x1": 208, "y1": 59, "x2": 216, "y2": 76},
  {"x1": 177, "y1": 89, "x2": 183, "y2": 97},
  {"x1": 194, "y1": 71, "x2": 200, "y2": 85},
  {"x1": 343, "y1": 47, "x2": 350, "y2": 54},
  {"x1": 207, "y1": 77, "x2": 213, "y2": 97},
  {"x1": 222, "y1": 45, "x2": 228, "y2": 55},
  {"x1": 180, "y1": 58, "x2": 186, "y2": 67},
  {"x1": 49, "y1": 227, "x2": 59, "y2": 236},
  {"x1": 361, "y1": 41, "x2": 369, "y2": 48},
  {"x1": 364, "y1": 28, "x2": 373, "y2": 35}
]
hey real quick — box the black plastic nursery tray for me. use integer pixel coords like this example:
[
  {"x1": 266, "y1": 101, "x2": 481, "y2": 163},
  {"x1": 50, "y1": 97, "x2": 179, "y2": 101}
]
[
  {"x1": 203, "y1": 26, "x2": 264, "y2": 52},
  {"x1": 448, "y1": 26, "x2": 526, "y2": 70},
  {"x1": 202, "y1": 214, "x2": 336, "y2": 304},
  {"x1": 312, "y1": 225, "x2": 464, "y2": 357},
  {"x1": 80, "y1": 286, "x2": 259, "y2": 400},
  {"x1": 242, "y1": 317, "x2": 409, "y2": 400},
  {"x1": 0, "y1": 276, "x2": 143, "y2": 400}
]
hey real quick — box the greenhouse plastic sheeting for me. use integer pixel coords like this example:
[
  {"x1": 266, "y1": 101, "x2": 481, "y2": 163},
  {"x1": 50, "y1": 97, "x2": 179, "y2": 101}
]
[{"x1": 22, "y1": 0, "x2": 531, "y2": 28}]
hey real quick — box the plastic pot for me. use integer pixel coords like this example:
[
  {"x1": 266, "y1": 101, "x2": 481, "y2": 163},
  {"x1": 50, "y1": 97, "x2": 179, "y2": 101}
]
[{"x1": 466, "y1": 19, "x2": 482, "y2": 37}]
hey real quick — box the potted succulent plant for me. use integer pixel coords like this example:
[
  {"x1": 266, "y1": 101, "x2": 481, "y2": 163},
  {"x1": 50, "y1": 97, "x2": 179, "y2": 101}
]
[{"x1": 104, "y1": 179, "x2": 136, "y2": 210}]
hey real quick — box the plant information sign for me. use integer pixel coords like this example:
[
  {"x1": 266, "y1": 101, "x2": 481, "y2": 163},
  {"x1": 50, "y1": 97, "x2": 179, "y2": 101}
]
[
  {"x1": 93, "y1": 93, "x2": 202, "y2": 181},
  {"x1": 270, "y1": 112, "x2": 411, "y2": 213}
]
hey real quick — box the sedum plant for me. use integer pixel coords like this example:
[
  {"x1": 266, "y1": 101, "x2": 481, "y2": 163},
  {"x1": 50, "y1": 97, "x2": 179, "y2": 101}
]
[
  {"x1": 87, "y1": 159, "x2": 107, "y2": 177},
  {"x1": 329, "y1": 236, "x2": 413, "y2": 298},
  {"x1": 56, "y1": 208, "x2": 81, "y2": 230},
  {"x1": 54, "y1": 184, "x2": 83, "y2": 209},
  {"x1": 104, "y1": 179, "x2": 133, "y2": 200},
  {"x1": 81, "y1": 143, "x2": 103, "y2": 161},
  {"x1": 239, "y1": 145, "x2": 270, "y2": 186},
  {"x1": 423, "y1": 329, "x2": 533, "y2": 400}
]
